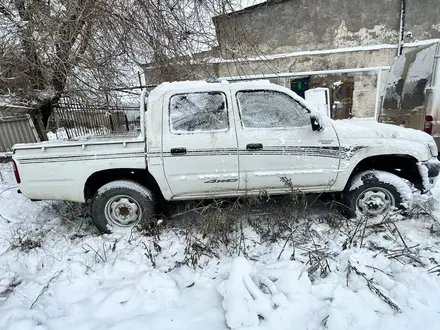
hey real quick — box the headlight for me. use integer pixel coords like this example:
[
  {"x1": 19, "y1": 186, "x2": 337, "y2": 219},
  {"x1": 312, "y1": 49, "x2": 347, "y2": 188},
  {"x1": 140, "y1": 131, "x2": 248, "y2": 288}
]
[{"x1": 428, "y1": 142, "x2": 438, "y2": 157}]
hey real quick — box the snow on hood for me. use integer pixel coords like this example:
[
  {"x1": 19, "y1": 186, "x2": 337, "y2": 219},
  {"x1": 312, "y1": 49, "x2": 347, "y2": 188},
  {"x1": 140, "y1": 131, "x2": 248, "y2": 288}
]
[{"x1": 332, "y1": 119, "x2": 434, "y2": 144}]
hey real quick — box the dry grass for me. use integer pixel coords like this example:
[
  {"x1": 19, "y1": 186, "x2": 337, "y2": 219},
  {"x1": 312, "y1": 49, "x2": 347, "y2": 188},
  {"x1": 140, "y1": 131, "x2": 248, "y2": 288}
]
[
  {"x1": 44, "y1": 176, "x2": 440, "y2": 281},
  {"x1": 50, "y1": 201, "x2": 98, "y2": 236},
  {"x1": 0, "y1": 275, "x2": 22, "y2": 300},
  {"x1": 9, "y1": 228, "x2": 43, "y2": 252},
  {"x1": 347, "y1": 261, "x2": 402, "y2": 312}
]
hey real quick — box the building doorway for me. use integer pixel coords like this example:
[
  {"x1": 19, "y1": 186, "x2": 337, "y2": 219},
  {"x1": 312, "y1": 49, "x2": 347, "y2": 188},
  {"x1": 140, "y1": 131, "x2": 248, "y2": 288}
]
[{"x1": 332, "y1": 81, "x2": 354, "y2": 119}]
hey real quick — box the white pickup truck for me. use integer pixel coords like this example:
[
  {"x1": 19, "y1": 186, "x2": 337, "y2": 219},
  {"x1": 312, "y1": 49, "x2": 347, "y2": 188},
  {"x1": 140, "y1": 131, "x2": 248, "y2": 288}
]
[{"x1": 11, "y1": 81, "x2": 440, "y2": 233}]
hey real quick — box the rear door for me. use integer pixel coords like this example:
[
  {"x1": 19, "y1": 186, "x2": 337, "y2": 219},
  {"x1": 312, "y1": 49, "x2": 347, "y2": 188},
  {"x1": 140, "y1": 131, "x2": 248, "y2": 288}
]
[
  {"x1": 162, "y1": 87, "x2": 239, "y2": 198},
  {"x1": 231, "y1": 86, "x2": 340, "y2": 193}
]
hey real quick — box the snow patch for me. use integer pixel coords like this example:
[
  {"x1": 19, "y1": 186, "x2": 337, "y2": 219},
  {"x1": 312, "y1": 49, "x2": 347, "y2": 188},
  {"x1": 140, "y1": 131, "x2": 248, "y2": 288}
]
[
  {"x1": 217, "y1": 257, "x2": 259, "y2": 328},
  {"x1": 219, "y1": 251, "x2": 440, "y2": 330},
  {"x1": 96, "y1": 180, "x2": 154, "y2": 201},
  {"x1": 332, "y1": 119, "x2": 434, "y2": 145},
  {"x1": 432, "y1": 23, "x2": 440, "y2": 32},
  {"x1": 46, "y1": 128, "x2": 69, "y2": 141},
  {"x1": 417, "y1": 159, "x2": 440, "y2": 191},
  {"x1": 348, "y1": 116, "x2": 376, "y2": 121},
  {"x1": 218, "y1": 257, "x2": 313, "y2": 330}
]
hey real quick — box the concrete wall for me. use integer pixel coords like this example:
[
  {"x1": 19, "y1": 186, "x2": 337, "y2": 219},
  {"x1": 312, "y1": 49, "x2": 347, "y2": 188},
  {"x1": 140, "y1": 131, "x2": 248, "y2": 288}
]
[
  {"x1": 214, "y1": 0, "x2": 439, "y2": 58},
  {"x1": 405, "y1": 0, "x2": 440, "y2": 41},
  {"x1": 214, "y1": 0, "x2": 402, "y2": 57},
  {"x1": 352, "y1": 74, "x2": 379, "y2": 118}
]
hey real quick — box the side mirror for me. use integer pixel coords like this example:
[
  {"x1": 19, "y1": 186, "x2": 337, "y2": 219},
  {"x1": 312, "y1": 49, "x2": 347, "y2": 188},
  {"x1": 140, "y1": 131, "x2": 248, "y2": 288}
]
[{"x1": 310, "y1": 113, "x2": 324, "y2": 132}]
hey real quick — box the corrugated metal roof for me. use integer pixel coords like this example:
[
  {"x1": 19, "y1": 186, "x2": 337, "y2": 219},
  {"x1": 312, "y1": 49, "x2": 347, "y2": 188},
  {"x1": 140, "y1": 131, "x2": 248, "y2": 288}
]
[{"x1": 0, "y1": 115, "x2": 40, "y2": 152}]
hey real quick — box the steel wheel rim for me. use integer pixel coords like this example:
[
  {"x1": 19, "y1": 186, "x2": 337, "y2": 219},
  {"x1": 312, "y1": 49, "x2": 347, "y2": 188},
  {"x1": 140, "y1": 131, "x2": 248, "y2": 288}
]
[
  {"x1": 104, "y1": 195, "x2": 142, "y2": 227},
  {"x1": 356, "y1": 187, "x2": 395, "y2": 215}
]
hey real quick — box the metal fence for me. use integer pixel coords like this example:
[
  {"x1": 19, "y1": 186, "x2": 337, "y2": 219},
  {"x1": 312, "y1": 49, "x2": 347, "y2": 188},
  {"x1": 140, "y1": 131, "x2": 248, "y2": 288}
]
[{"x1": 50, "y1": 98, "x2": 140, "y2": 139}]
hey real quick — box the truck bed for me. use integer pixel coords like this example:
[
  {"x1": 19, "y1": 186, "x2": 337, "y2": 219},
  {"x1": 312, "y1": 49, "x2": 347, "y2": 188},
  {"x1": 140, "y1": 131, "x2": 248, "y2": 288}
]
[{"x1": 13, "y1": 134, "x2": 147, "y2": 202}]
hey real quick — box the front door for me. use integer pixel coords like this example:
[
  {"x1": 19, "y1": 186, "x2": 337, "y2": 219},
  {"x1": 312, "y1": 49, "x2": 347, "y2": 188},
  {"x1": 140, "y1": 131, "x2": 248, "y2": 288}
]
[
  {"x1": 162, "y1": 88, "x2": 239, "y2": 198},
  {"x1": 231, "y1": 87, "x2": 340, "y2": 194}
]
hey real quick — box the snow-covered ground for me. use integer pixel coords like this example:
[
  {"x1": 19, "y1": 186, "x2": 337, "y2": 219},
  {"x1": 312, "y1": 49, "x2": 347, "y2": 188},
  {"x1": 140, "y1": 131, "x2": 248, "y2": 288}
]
[{"x1": 1, "y1": 162, "x2": 440, "y2": 330}]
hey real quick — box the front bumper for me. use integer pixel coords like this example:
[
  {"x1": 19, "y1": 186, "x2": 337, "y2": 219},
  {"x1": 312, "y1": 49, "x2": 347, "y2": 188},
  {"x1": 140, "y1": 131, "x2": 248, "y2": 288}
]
[{"x1": 418, "y1": 159, "x2": 440, "y2": 192}]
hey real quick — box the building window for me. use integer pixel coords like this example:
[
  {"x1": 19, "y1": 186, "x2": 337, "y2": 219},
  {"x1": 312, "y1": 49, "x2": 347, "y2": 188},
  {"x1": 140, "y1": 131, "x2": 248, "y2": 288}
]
[
  {"x1": 169, "y1": 92, "x2": 229, "y2": 133},
  {"x1": 291, "y1": 77, "x2": 310, "y2": 98},
  {"x1": 236, "y1": 90, "x2": 310, "y2": 128}
]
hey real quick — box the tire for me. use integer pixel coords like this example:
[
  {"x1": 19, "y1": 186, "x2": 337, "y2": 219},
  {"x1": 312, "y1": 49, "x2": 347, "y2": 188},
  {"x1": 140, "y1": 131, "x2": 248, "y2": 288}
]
[
  {"x1": 91, "y1": 180, "x2": 155, "y2": 234},
  {"x1": 342, "y1": 170, "x2": 413, "y2": 218}
]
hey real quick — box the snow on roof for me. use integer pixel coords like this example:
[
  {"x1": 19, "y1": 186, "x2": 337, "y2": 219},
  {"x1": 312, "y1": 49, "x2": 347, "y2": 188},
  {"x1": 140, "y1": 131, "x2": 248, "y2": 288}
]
[
  {"x1": 147, "y1": 79, "x2": 323, "y2": 116},
  {"x1": 204, "y1": 39, "x2": 440, "y2": 64},
  {"x1": 0, "y1": 105, "x2": 35, "y2": 117},
  {"x1": 149, "y1": 79, "x2": 274, "y2": 99},
  {"x1": 213, "y1": 0, "x2": 281, "y2": 19}
]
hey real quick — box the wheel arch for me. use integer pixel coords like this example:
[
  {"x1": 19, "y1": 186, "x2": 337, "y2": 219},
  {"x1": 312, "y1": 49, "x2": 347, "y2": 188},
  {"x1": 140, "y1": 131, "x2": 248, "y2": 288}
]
[
  {"x1": 343, "y1": 154, "x2": 422, "y2": 191},
  {"x1": 84, "y1": 168, "x2": 163, "y2": 202}
]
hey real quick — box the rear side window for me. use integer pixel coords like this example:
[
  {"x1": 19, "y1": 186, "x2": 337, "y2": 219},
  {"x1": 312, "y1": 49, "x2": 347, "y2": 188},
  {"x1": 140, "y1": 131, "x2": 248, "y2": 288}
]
[
  {"x1": 237, "y1": 90, "x2": 310, "y2": 128},
  {"x1": 169, "y1": 92, "x2": 228, "y2": 133}
]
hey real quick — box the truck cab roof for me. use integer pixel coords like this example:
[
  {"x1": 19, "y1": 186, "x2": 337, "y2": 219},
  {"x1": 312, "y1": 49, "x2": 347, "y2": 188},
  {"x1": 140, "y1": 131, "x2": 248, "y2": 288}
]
[{"x1": 149, "y1": 80, "x2": 275, "y2": 99}]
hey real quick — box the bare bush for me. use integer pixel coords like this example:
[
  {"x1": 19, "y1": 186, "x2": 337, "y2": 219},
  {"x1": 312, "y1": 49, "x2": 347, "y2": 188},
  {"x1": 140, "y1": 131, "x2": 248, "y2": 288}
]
[
  {"x1": 52, "y1": 201, "x2": 89, "y2": 220},
  {"x1": 175, "y1": 199, "x2": 243, "y2": 267},
  {"x1": 49, "y1": 201, "x2": 98, "y2": 236},
  {"x1": 247, "y1": 193, "x2": 308, "y2": 244},
  {"x1": 181, "y1": 230, "x2": 221, "y2": 269},
  {"x1": 303, "y1": 247, "x2": 332, "y2": 279},
  {"x1": 196, "y1": 200, "x2": 241, "y2": 248},
  {"x1": 51, "y1": 201, "x2": 90, "y2": 224},
  {"x1": 9, "y1": 228, "x2": 43, "y2": 251}
]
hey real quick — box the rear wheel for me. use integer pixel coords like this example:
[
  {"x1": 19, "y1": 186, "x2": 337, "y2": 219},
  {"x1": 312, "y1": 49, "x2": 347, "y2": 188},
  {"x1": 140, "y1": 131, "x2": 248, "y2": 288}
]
[
  {"x1": 343, "y1": 170, "x2": 413, "y2": 218},
  {"x1": 91, "y1": 180, "x2": 155, "y2": 234}
]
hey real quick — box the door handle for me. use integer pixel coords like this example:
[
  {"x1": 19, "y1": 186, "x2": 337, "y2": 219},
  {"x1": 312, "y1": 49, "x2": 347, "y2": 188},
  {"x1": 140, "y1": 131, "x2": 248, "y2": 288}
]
[
  {"x1": 246, "y1": 143, "x2": 263, "y2": 151},
  {"x1": 171, "y1": 147, "x2": 187, "y2": 155}
]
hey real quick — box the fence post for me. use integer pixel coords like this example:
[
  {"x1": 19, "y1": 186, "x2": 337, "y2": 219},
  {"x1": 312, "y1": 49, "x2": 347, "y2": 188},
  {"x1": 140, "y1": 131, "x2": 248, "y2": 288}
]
[
  {"x1": 124, "y1": 114, "x2": 129, "y2": 132},
  {"x1": 109, "y1": 115, "x2": 114, "y2": 132}
]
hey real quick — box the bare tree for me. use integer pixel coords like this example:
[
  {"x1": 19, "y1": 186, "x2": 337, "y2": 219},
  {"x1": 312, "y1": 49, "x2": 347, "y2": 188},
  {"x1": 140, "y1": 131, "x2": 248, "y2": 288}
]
[{"x1": 0, "y1": 0, "x2": 251, "y2": 124}]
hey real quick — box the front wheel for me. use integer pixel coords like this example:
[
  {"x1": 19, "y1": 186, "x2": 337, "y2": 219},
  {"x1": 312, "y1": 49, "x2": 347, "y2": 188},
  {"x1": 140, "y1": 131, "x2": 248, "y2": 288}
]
[
  {"x1": 343, "y1": 170, "x2": 413, "y2": 218},
  {"x1": 91, "y1": 180, "x2": 155, "y2": 234}
]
